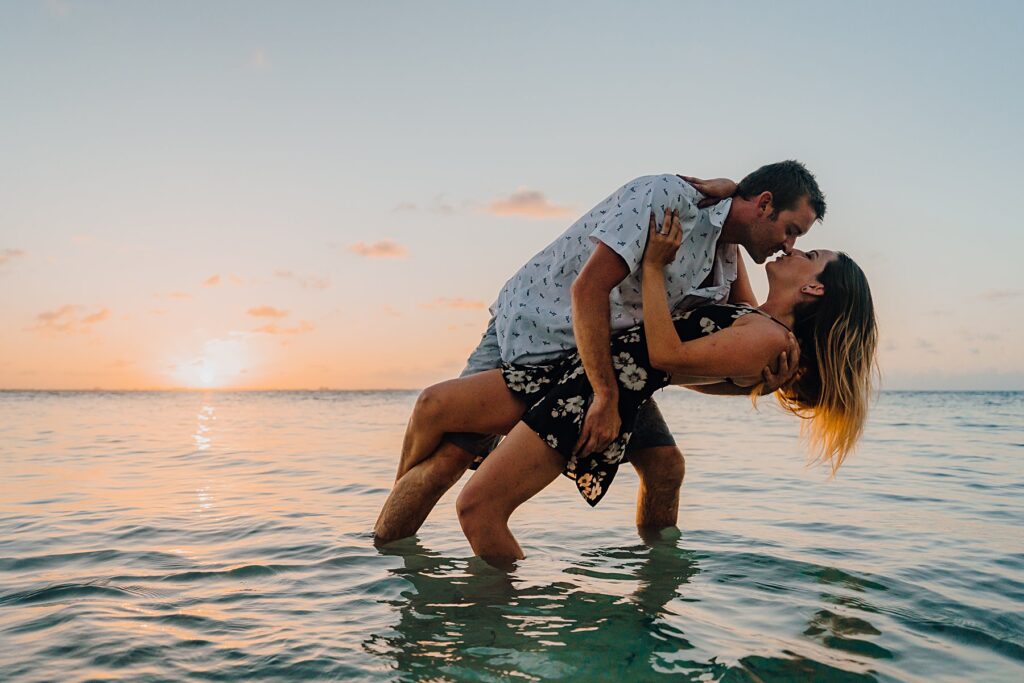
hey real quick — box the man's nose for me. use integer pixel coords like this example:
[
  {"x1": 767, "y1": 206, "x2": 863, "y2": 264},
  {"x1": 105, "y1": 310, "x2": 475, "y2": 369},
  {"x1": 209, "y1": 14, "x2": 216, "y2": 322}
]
[{"x1": 783, "y1": 236, "x2": 798, "y2": 254}]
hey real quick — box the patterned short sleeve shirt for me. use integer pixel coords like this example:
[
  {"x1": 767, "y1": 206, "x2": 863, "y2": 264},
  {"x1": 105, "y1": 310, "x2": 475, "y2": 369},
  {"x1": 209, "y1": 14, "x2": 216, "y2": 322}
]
[{"x1": 490, "y1": 174, "x2": 738, "y2": 364}]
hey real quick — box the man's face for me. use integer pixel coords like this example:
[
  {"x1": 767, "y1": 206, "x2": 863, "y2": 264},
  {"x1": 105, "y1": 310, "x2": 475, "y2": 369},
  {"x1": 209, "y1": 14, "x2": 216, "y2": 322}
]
[{"x1": 747, "y1": 195, "x2": 818, "y2": 264}]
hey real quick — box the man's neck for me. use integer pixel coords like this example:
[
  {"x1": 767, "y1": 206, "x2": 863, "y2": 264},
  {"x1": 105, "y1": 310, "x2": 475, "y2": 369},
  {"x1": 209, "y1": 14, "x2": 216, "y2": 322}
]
[{"x1": 718, "y1": 196, "x2": 753, "y2": 245}]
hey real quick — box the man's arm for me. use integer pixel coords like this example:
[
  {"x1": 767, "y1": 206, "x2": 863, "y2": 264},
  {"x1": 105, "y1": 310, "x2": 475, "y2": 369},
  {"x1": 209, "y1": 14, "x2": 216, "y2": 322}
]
[{"x1": 570, "y1": 242, "x2": 630, "y2": 455}]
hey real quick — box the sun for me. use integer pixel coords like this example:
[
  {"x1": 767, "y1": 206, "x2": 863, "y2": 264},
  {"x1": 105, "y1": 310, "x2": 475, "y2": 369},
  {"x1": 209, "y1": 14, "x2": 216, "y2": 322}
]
[
  {"x1": 170, "y1": 338, "x2": 249, "y2": 389},
  {"x1": 197, "y1": 360, "x2": 218, "y2": 387}
]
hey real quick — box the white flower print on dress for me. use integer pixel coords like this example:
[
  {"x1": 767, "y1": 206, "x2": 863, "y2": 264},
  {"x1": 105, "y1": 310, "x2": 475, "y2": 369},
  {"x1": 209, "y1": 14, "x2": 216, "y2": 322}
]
[
  {"x1": 504, "y1": 369, "x2": 527, "y2": 385},
  {"x1": 557, "y1": 363, "x2": 585, "y2": 385},
  {"x1": 731, "y1": 307, "x2": 753, "y2": 319},
  {"x1": 545, "y1": 434, "x2": 559, "y2": 449},
  {"x1": 601, "y1": 440, "x2": 626, "y2": 463},
  {"x1": 522, "y1": 380, "x2": 546, "y2": 394},
  {"x1": 700, "y1": 317, "x2": 718, "y2": 334},
  {"x1": 619, "y1": 363, "x2": 648, "y2": 391},
  {"x1": 612, "y1": 351, "x2": 635, "y2": 370},
  {"x1": 620, "y1": 329, "x2": 641, "y2": 343},
  {"x1": 550, "y1": 395, "x2": 586, "y2": 418}
]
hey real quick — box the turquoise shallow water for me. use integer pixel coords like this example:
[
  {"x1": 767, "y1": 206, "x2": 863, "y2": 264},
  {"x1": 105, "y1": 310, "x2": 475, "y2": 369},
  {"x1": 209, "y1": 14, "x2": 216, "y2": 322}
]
[{"x1": 0, "y1": 390, "x2": 1021, "y2": 681}]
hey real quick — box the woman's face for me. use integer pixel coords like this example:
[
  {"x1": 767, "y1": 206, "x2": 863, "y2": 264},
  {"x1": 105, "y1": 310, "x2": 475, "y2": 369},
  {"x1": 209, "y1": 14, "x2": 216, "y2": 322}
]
[{"x1": 766, "y1": 248, "x2": 838, "y2": 289}]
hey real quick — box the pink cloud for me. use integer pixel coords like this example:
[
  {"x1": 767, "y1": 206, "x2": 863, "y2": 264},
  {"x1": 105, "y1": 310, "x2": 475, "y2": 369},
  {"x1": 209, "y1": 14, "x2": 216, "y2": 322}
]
[
  {"x1": 203, "y1": 274, "x2": 221, "y2": 287},
  {"x1": 0, "y1": 249, "x2": 27, "y2": 267},
  {"x1": 274, "y1": 269, "x2": 331, "y2": 290},
  {"x1": 348, "y1": 240, "x2": 408, "y2": 259},
  {"x1": 421, "y1": 298, "x2": 488, "y2": 311},
  {"x1": 30, "y1": 305, "x2": 110, "y2": 335},
  {"x1": 81, "y1": 308, "x2": 110, "y2": 325},
  {"x1": 254, "y1": 320, "x2": 315, "y2": 335},
  {"x1": 247, "y1": 306, "x2": 289, "y2": 318},
  {"x1": 488, "y1": 188, "x2": 573, "y2": 219}
]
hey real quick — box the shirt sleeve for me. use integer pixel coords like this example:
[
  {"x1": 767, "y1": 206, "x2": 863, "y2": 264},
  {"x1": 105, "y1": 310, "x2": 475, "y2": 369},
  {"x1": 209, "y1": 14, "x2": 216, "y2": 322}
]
[{"x1": 588, "y1": 174, "x2": 701, "y2": 274}]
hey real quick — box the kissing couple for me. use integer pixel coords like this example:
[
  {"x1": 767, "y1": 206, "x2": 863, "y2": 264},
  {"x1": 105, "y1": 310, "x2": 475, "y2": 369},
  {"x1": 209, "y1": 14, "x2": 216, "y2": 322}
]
[{"x1": 375, "y1": 161, "x2": 877, "y2": 566}]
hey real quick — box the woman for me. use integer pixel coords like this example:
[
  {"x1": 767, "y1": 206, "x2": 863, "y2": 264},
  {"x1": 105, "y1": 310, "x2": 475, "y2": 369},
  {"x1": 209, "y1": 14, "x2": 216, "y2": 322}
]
[{"x1": 401, "y1": 208, "x2": 877, "y2": 563}]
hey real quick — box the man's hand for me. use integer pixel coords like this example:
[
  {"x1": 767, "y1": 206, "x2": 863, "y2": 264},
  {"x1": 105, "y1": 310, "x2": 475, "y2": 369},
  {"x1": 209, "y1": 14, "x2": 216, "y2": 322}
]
[
  {"x1": 677, "y1": 175, "x2": 738, "y2": 208},
  {"x1": 761, "y1": 332, "x2": 801, "y2": 393},
  {"x1": 574, "y1": 393, "x2": 621, "y2": 457}
]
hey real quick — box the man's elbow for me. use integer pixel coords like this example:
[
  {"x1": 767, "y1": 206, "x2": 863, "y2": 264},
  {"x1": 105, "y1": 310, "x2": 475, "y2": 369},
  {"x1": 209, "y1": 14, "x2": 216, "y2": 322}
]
[{"x1": 570, "y1": 276, "x2": 603, "y2": 307}]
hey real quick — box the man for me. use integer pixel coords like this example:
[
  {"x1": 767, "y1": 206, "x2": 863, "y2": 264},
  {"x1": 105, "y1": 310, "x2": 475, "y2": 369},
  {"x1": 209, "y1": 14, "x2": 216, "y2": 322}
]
[{"x1": 375, "y1": 160, "x2": 826, "y2": 542}]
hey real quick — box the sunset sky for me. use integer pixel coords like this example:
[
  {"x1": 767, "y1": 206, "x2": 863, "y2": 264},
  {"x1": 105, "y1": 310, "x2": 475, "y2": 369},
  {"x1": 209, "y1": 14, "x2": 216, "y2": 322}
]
[{"x1": 2, "y1": 1, "x2": 1022, "y2": 390}]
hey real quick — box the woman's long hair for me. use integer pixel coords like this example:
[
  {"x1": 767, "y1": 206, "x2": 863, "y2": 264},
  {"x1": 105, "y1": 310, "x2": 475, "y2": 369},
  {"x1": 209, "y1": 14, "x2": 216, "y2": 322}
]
[{"x1": 775, "y1": 253, "x2": 878, "y2": 473}]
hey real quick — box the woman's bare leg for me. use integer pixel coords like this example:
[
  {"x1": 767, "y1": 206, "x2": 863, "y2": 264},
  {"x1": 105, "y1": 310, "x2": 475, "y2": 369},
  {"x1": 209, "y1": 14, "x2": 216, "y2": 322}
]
[
  {"x1": 456, "y1": 422, "x2": 565, "y2": 565},
  {"x1": 395, "y1": 370, "x2": 526, "y2": 480}
]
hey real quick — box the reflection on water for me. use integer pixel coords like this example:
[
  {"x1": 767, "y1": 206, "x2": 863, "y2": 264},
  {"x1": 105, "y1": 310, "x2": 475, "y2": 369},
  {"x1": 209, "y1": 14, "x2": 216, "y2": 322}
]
[
  {"x1": 369, "y1": 531, "x2": 708, "y2": 680},
  {"x1": 0, "y1": 390, "x2": 1021, "y2": 681},
  {"x1": 369, "y1": 532, "x2": 887, "y2": 681},
  {"x1": 193, "y1": 402, "x2": 215, "y2": 452}
]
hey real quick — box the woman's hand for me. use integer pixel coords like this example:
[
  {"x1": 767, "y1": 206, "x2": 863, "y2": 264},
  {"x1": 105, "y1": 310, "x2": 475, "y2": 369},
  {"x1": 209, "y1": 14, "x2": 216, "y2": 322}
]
[
  {"x1": 760, "y1": 333, "x2": 802, "y2": 393},
  {"x1": 677, "y1": 175, "x2": 737, "y2": 208},
  {"x1": 643, "y1": 208, "x2": 682, "y2": 269}
]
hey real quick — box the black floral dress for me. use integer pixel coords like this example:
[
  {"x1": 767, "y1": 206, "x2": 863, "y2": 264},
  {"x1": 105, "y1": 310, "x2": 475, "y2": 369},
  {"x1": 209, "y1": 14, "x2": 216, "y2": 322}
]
[{"x1": 501, "y1": 303, "x2": 760, "y2": 506}]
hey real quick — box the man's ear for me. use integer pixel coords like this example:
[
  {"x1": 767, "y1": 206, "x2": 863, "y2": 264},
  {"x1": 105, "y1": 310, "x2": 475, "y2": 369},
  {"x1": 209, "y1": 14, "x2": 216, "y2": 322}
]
[
  {"x1": 756, "y1": 191, "x2": 775, "y2": 218},
  {"x1": 800, "y1": 283, "x2": 825, "y2": 298}
]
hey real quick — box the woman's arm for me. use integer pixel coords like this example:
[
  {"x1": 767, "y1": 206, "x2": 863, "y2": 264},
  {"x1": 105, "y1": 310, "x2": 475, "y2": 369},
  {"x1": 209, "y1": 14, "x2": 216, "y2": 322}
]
[
  {"x1": 641, "y1": 210, "x2": 689, "y2": 373},
  {"x1": 641, "y1": 211, "x2": 789, "y2": 381},
  {"x1": 728, "y1": 255, "x2": 758, "y2": 307}
]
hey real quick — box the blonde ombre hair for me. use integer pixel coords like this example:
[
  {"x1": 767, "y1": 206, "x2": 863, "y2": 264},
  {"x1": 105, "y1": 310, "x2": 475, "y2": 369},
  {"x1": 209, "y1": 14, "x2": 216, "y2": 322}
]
[{"x1": 775, "y1": 253, "x2": 878, "y2": 473}]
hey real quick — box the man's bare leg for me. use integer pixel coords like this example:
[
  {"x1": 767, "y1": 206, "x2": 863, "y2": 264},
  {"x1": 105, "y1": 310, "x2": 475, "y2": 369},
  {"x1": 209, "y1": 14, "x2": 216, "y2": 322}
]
[
  {"x1": 375, "y1": 440, "x2": 476, "y2": 542},
  {"x1": 375, "y1": 371, "x2": 525, "y2": 542},
  {"x1": 628, "y1": 445, "x2": 686, "y2": 529},
  {"x1": 394, "y1": 370, "x2": 523, "y2": 481}
]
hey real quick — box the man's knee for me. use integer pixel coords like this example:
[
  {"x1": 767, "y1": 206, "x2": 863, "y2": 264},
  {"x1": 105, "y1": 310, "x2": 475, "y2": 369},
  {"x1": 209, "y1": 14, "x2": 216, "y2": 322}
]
[
  {"x1": 412, "y1": 383, "x2": 447, "y2": 425},
  {"x1": 633, "y1": 445, "x2": 686, "y2": 491}
]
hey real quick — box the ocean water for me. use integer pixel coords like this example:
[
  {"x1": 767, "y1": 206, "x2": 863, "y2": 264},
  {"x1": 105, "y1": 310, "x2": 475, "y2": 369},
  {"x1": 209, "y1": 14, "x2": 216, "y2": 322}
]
[{"x1": 0, "y1": 390, "x2": 1021, "y2": 682}]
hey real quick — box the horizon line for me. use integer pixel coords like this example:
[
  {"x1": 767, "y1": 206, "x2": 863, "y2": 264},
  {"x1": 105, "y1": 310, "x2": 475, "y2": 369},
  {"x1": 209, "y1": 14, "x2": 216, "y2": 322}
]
[{"x1": 1, "y1": 387, "x2": 1021, "y2": 394}]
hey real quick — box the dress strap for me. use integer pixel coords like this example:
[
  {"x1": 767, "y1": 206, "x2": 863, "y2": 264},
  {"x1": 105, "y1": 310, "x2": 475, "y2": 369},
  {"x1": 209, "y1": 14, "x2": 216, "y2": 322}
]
[{"x1": 742, "y1": 305, "x2": 793, "y2": 333}]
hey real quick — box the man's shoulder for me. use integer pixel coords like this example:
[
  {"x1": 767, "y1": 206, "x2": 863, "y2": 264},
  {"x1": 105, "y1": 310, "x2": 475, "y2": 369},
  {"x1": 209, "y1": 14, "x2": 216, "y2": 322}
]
[
  {"x1": 621, "y1": 174, "x2": 699, "y2": 201},
  {"x1": 625, "y1": 173, "x2": 687, "y2": 188}
]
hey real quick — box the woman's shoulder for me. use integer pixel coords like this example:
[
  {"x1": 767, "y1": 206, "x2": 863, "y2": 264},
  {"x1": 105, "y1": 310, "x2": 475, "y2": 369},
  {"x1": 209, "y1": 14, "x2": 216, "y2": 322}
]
[
  {"x1": 728, "y1": 310, "x2": 791, "y2": 348},
  {"x1": 679, "y1": 302, "x2": 762, "y2": 325}
]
